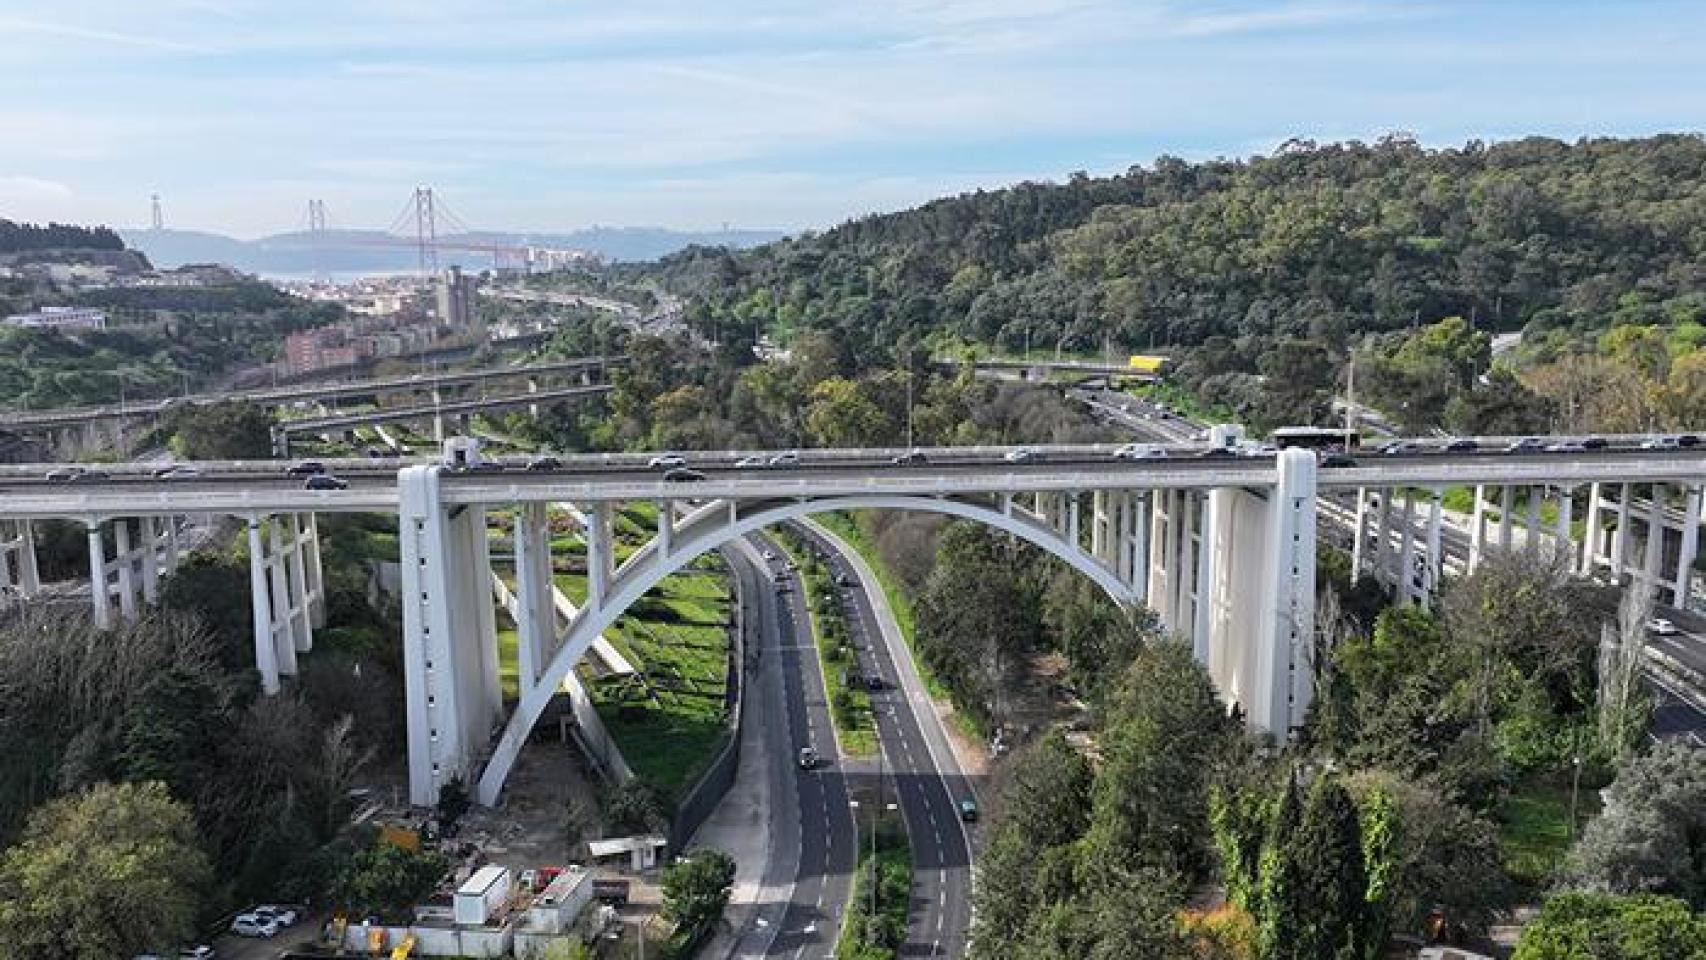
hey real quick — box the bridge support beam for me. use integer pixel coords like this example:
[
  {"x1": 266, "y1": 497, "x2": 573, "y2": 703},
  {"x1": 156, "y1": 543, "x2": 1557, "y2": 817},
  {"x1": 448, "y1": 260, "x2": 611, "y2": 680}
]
[
  {"x1": 1423, "y1": 489, "x2": 1444, "y2": 606},
  {"x1": 1582, "y1": 482, "x2": 1604, "y2": 576},
  {"x1": 1642, "y1": 485, "x2": 1666, "y2": 595},
  {"x1": 1469, "y1": 485, "x2": 1487, "y2": 573},
  {"x1": 267, "y1": 521, "x2": 299, "y2": 676},
  {"x1": 513, "y1": 503, "x2": 553, "y2": 697},
  {"x1": 399, "y1": 467, "x2": 503, "y2": 807},
  {"x1": 115, "y1": 520, "x2": 138, "y2": 622},
  {"x1": 246, "y1": 517, "x2": 281, "y2": 695},
  {"x1": 0, "y1": 519, "x2": 40, "y2": 602},
  {"x1": 1396, "y1": 493, "x2": 1416, "y2": 604},
  {"x1": 87, "y1": 521, "x2": 112, "y2": 630},
  {"x1": 1676, "y1": 485, "x2": 1702, "y2": 609}
]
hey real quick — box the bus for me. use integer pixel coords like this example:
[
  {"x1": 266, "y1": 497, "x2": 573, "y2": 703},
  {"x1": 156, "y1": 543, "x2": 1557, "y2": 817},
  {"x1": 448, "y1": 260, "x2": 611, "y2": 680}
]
[{"x1": 1270, "y1": 426, "x2": 1361, "y2": 452}]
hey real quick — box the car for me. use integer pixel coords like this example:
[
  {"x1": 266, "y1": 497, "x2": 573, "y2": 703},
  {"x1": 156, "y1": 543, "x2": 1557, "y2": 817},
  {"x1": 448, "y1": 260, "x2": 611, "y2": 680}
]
[
  {"x1": 734, "y1": 455, "x2": 767, "y2": 468},
  {"x1": 464, "y1": 460, "x2": 506, "y2": 473},
  {"x1": 1003, "y1": 447, "x2": 1038, "y2": 463},
  {"x1": 1641, "y1": 436, "x2": 1681, "y2": 450},
  {"x1": 67, "y1": 469, "x2": 111, "y2": 483},
  {"x1": 1545, "y1": 442, "x2": 1586, "y2": 453},
  {"x1": 525, "y1": 456, "x2": 562, "y2": 472},
  {"x1": 1505, "y1": 437, "x2": 1544, "y2": 453},
  {"x1": 44, "y1": 467, "x2": 82, "y2": 483},
  {"x1": 304, "y1": 474, "x2": 349, "y2": 491},
  {"x1": 648, "y1": 454, "x2": 687, "y2": 469},
  {"x1": 767, "y1": 451, "x2": 801, "y2": 468},
  {"x1": 662, "y1": 467, "x2": 706, "y2": 483},
  {"x1": 178, "y1": 948, "x2": 216, "y2": 960},
  {"x1": 889, "y1": 449, "x2": 929, "y2": 466},
  {"x1": 1319, "y1": 453, "x2": 1357, "y2": 468},
  {"x1": 1679, "y1": 434, "x2": 1701, "y2": 448},
  {"x1": 1378, "y1": 440, "x2": 1416, "y2": 456},
  {"x1": 1443, "y1": 439, "x2": 1479, "y2": 453},
  {"x1": 1646, "y1": 618, "x2": 1680, "y2": 636},
  {"x1": 229, "y1": 915, "x2": 279, "y2": 939},
  {"x1": 762, "y1": 550, "x2": 777, "y2": 561},
  {"x1": 1582, "y1": 436, "x2": 1610, "y2": 450},
  {"x1": 958, "y1": 797, "x2": 979, "y2": 822},
  {"x1": 251, "y1": 905, "x2": 298, "y2": 927},
  {"x1": 1112, "y1": 443, "x2": 1166, "y2": 461},
  {"x1": 798, "y1": 746, "x2": 819, "y2": 769},
  {"x1": 150, "y1": 463, "x2": 181, "y2": 478},
  {"x1": 284, "y1": 460, "x2": 326, "y2": 477},
  {"x1": 1195, "y1": 446, "x2": 1237, "y2": 459}
]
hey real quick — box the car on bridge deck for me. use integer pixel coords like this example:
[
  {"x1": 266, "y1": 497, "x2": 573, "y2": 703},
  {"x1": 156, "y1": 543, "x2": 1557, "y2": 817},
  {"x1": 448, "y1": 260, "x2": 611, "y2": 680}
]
[
  {"x1": 1641, "y1": 436, "x2": 1682, "y2": 451},
  {"x1": 1112, "y1": 442, "x2": 1166, "y2": 460},
  {"x1": 890, "y1": 449, "x2": 930, "y2": 466},
  {"x1": 525, "y1": 456, "x2": 562, "y2": 471},
  {"x1": 1442, "y1": 438, "x2": 1479, "y2": 453},
  {"x1": 1545, "y1": 441, "x2": 1587, "y2": 453},
  {"x1": 303, "y1": 475, "x2": 348, "y2": 491},
  {"x1": 768, "y1": 451, "x2": 801, "y2": 468},
  {"x1": 284, "y1": 460, "x2": 326, "y2": 477},
  {"x1": 1505, "y1": 437, "x2": 1544, "y2": 453},
  {"x1": 663, "y1": 467, "x2": 705, "y2": 483},
  {"x1": 735, "y1": 455, "x2": 767, "y2": 468},
  {"x1": 1003, "y1": 447, "x2": 1040, "y2": 463},
  {"x1": 648, "y1": 454, "x2": 687, "y2": 469},
  {"x1": 1647, "y1": 618, "x2": 1680, "y2": 636}
]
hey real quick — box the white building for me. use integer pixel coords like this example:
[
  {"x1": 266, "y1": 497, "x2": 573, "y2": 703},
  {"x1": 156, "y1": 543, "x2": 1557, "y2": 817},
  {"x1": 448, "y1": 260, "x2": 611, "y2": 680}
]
[{"x1": 5, "y1": 306, "x2": 107, "y2": 330}]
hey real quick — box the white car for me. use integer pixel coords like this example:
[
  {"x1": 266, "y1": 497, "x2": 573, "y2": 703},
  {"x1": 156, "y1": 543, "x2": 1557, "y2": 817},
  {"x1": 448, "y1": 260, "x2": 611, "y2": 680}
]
[
  {"x1": 647, "y1": 454, "x2": 686, "y2": 469},
  {"x1": 768, "y1": 451, "x2": 801, "y2": 468},
  {"x1": 1641, "y1": 435, "x2": 1681, "y2": 450},
  {"x1": 734, "y1": 455, "x2": 766, "y2": 468},
  {"x1": 1003, "y1": 447, "x2": 1038, "y2": 463},
  {"x1": 251, "y1": 905, "x2": 298, "y2": 927},
  {"x1": 1646, "y1": 618, "x2": 1680, "y2": 636},
  {"x1": 229, "y1": 915, "x2": 278, "y2": 939}
]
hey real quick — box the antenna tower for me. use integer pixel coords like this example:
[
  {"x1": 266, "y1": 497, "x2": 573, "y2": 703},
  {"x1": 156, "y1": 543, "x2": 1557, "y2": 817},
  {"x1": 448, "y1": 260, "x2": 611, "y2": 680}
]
[
  {"x1": 307, "y1": 199, "x2": 328, "y2": 282},
  {"x1": 150, "y1": 194, "x2": 164, "y2": 231}
]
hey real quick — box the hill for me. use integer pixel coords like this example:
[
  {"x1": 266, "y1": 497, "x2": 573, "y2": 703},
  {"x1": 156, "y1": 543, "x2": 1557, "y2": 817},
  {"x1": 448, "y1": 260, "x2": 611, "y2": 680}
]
[
  {"x1": 655, "y1": 134, "x2": 1706, "y2": 371},
  {"x1": 122, "y1": 225, "x2": 786, "y2": 275}
]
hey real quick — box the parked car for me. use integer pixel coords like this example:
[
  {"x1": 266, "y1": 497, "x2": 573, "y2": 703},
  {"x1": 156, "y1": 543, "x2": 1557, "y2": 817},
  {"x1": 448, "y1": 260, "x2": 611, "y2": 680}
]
[
  {"x1": 304, "y1": 474, "x2": 349, "y2": 491},
  {"x1": 662, "y1": 467, "x2": 705, "y2": 483},
  {"x1": 1646, "y1": 618, "x2": 1680, "y2": 636},
  {"x1": 798, "y1": 746, "x2": 819, "y2": 769},
  {"x1": 284, "y1": 460, "x2": 326, "y2": 477},
  {"x1": 525, "y1": 456, "x2": 562, "y2": 472},
  {"x1": 889, "y1": 449, "x2": 929, "y2": 466},
  {"x1": 647, "y1": 454, "x2": 686, "y2": 469},
  {"x1": 229, "y1": 914, "x2": 279, "y2": 939},
  {"x1": 250, "y1": 905, "x2": 298, "y2": 927}
]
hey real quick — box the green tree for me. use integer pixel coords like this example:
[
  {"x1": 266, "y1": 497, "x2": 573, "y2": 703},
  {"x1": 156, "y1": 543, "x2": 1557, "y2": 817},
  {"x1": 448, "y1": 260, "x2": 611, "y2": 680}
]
[
  {"x1": 1281, "y1": 775, "x2": 1370, "y2": 960},
  {"x1": 165, "y1": 400, "x2": 275, "y2": 460},
  {"x1": 1512, "y1": 891, "x2": 1706, "y2": 960},
  {"x1": 334, "y1": 841, "x2": 449, "y2": 920},
  {"x1": 661, "y1": 849, "x2": 737, "y2": 931},
  {"x1": 0, "y1": 781, "x2": 210, "y2": 960},
  {"x1": 1562, "y1": 742, "x2": 1706, "y2": 908}
]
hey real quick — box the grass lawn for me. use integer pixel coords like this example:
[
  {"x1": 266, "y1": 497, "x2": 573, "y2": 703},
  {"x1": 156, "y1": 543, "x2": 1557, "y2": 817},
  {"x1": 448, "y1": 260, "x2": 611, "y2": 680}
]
[{"x1": 1499, "y1": 774, "x2": 1601, "y2": 893}]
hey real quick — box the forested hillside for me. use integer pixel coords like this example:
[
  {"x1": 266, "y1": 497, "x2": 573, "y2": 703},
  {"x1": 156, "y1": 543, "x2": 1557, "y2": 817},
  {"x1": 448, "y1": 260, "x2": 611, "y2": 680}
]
[
  {"x1": 657, "y1": 134, "x2": 1706, "y2": 374},
  {"x1": 0, "y1": 219, "x2": 124, "y2": 254}
]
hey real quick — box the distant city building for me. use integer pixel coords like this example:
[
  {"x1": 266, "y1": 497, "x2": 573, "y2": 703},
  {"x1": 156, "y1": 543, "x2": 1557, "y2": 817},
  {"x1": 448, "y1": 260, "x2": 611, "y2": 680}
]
[
  {"x1": 436, "y1": 265, "x2": 477, "y2": 327},
  {"x1": 283, "y1": 326, "x2": 361, "y2": 374},
  {"x1": 4, "y1": 306, "x2": 107, "y2": 330}
]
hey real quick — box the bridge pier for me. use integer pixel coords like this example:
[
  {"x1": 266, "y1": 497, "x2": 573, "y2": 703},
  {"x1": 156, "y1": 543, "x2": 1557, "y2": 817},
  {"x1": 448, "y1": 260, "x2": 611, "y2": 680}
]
[
  {"x1": 512, "y1": 503, "x2": 553, "y2": 697},
  {"x1": 0, "y1": 520, "x2": 40, "y2": 602}
]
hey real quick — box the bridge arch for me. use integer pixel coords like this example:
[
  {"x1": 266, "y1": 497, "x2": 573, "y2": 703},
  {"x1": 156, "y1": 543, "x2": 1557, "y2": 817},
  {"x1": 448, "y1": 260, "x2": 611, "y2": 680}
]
[{"x1": 475, "y1": 492, "x2": 1140, "y2": 804}]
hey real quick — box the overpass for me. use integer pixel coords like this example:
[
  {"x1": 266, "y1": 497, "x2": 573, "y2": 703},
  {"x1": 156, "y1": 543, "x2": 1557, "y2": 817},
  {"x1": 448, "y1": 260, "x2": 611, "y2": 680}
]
[
  {"x1": 933, "y1": 355, "x2": 1162, "y2": 381},
  {"x1": 275, "y1": 382, "x2": 612, "y2": 450},
  {"x1": 0, "y1": 355, "x2": 627, "y2": 440},
  {"x1": 0, "y1": 439, "x2": 1701, "y2": 808}
]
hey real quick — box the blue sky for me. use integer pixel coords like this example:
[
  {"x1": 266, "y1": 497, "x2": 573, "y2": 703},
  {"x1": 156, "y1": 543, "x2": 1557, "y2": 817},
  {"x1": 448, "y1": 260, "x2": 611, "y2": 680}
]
[{"x1": 1, "y1": 0, "x2": 1703, "y2": 237}]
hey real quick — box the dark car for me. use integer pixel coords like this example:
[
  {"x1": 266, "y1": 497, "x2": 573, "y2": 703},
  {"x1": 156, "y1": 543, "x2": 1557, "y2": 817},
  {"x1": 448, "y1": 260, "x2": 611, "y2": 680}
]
[
  {"x1": 1443, "y1": 439, "x2": 1479, "y2": 453},
  {"x1": 1195, "y1": 446, "x2": 1237, "y2": 459},
  {"x1": 67, "y1": 469, "x2": 111, "y2": 484},
  {"x1": 1679, "y1": 434, "x2": 1700, "y2": 448},
  {"x1": 285, "y1": 460, "x2": 326, "y2": 477},
  {"x1": 44, "y1": 467, "x2": 82, "y2": 483},
  {"x1": 889, "y1": 450, "x2": 929, "y2": 466},
  {"x1": 525, "y1": 456, "x2": 562, "y2": 472},
  {"x1": 958, "y1": 797, "x2": 980, "y2": 822},
  {"x1": 663, "y1": 467, "x2": 706, "y2": 483},
  {"x1": 1319, "y1": 453, "x2": 1357, "y2": 468},
  {"x1": 462, "y1": 460, "x2": 506, "y2": 473},
  {"x1": 1582, "y1": 436, "x2": 1609, "y2": 450},
  {"x1": 304, "y1": 474, "x2": 348, "y2": 491}
]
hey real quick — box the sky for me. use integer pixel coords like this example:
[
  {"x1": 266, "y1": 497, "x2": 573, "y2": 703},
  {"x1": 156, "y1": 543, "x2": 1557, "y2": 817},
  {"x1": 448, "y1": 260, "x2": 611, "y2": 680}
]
[{"x1": 1, "y1": 0, "x2": 1704, "y2": 238}]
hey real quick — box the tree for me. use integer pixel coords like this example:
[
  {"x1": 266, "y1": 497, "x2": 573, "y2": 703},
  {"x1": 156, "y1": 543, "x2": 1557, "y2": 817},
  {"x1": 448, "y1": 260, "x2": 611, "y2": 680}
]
[
  {"x1": 660, "y1": 849, "x2": 736, "y2": 931},
  {"x1": 1562, "y1": 742, "x2": 1706, "y2": 908},
  {"x1": 0, "y1": 781, "x2": 210, "y2": 960},
  {"x1": 1275, "y1": 775, "x2": 1370, "y2": 960},
  {"x1": 334, "y1": 841, "x2": 449, "y2": 920},
  {"x1": 165, "y1": 400, "x2": 275, "y2": 460},
  {"x1": 1512, "y1": 891, "x2": 1706, "y2": 960}
]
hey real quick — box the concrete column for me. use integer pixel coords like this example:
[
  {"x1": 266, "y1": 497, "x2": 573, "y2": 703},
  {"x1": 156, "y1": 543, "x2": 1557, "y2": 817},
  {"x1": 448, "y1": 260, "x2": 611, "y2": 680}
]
[
  {"x1": 1152, "y1": 490, "x2": 1177, "y2": 625},
  {"x1": 1175, "y1": 493, "x2": 1197, "y2": 636},
  {"x1": 1372, "y1": 489, "x2": 1393, "y2": 587},
  {"x1": 1554, "y1": 489, "x2": 1574, "y2": 569},
  {"x1": 139, "y1": 517, "x2": 160, "y2": 603},
  {"x1": 1675, "y1": 485, "x2": 1701, "y2": 609},
  {"x1": 1132, "y1": 492, "x2": 1150, "y2": 603},
  {"x1": 1582, "y1": 483, "x2": 1604, "y2": 576},
  {"x1": 305, "y1": 514, "x2": 324, "y2": 627},
  {"x1": 1525, "y1": 486, "x2": 1541, "y2": 552},
  {"x1": 1499, "y1": 485, "x2": 1515, "y2": 550},
  {"x1": 1193, "y1": 490, "x2": 1218, "y2": 662},
  {"x1": 1613, "y1": 482, "x2": 1634, "y2": 579},
  {"x1": 1090, "y1": 490, "x2": 1107, "y2": 560},
  {"x1": 17, "y1": 520, "x2": 39, "y2": 595},
  {"x1": 657, "y1": 499, "x2": 674, "y2": 558},
  {"x1": 1469, "y1": 485, "x2": 1487, "y2": 573},
  {"x1": 1067, "y1": 492, "x2": 1081, "y2": 551},
  {"x1": 287, "y1": 515, "x2": 313, "y2": 654},
  {"x1": 114, "y1": 519, "x2": 138, "y2": 622},
  {"x1": 1423, "y1": 490, "x2": 1444, "y2": 605},
  {"x1": 1643, "y1": 485, "x2": 1666, "y2": 593},
  {"x1": 165, "y1": 515, "x2": 182, "y2": 569},
  {"x1": 466, "y1": 506, "x2": 502, "y2": 726},
  {"x1": 266, "y1": 520, "x2": 298, "y2": 676},
  {"x1": 247, "y1": 518, "x2": 280, "y2": 695},
  {"x1": 585, "y1": 502, "x2": 612, "y2": 611},
  {"x1": 1350, "y1": 488, "x2": 1368, "y2": 579},
  {"x1": 513, "y1": 502, "x2": 553, "y2": 695},
  {"x1": 1396, "y1": 493, "x2": 1417, "y2": 604},
  {"x1": 1255, "y1": 449, "x2": 1318, "y2": 734},
  {"x1": 0, "y1": 527, "x2": 15, "y2": 598},
  {"x1": 87, "y1": 522, "x2": 113, "y2": 629}
]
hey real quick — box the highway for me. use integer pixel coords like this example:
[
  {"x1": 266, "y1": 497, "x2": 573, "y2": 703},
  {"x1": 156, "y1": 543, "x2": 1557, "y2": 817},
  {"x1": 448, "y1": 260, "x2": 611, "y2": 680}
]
[
  {"x1": 280, "y1": 383, "x2": 611, "y2": 434},
  {"x1": 791, "y1": 520, "x2": 974, "y2": 958}
]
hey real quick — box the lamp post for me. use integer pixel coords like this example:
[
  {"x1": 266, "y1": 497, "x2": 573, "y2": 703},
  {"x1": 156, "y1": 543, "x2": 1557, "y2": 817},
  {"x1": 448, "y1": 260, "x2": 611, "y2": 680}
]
[{"x1": 1569, "y1": 753, "x2": 1584, "y2": 842}]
